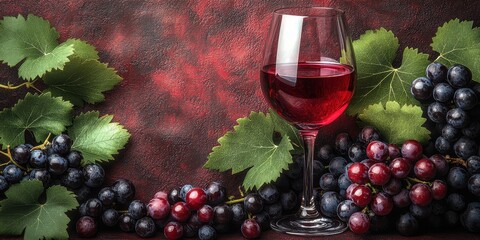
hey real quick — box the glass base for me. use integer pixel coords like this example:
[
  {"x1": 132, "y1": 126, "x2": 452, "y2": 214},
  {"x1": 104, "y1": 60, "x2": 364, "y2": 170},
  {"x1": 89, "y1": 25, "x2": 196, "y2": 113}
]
[{"x1": 270, "y1": 215, "x2": 348, "y2": 236}]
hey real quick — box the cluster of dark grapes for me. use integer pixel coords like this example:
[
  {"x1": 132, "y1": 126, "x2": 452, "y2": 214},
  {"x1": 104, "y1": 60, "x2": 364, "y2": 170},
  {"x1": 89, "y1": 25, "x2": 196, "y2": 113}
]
[
  {"x1": 411, "y1": 63, "x2": 480, "y2": 158},
  {"x1": 318, "y1": 127, "x2": 480, "y2": 235},
  {"x1": 0, "y1": 134, "x2": 105, "y2": 200}
]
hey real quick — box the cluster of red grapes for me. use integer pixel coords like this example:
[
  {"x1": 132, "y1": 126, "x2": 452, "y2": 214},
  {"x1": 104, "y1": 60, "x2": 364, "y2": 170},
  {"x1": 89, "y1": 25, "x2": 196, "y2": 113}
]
[
  {"x1": 411, "y1": 63, "x2": 480, "y2": 158},
  {"x1": 318, "y1": 127, "x2": 480, "y2": 235}
]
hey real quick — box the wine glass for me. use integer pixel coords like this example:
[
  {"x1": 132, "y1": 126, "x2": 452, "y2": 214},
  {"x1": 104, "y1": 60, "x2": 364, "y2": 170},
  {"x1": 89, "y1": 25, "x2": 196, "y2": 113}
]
[{"x1": 260, "y1": 7, "x2": 356, "y2": 236}]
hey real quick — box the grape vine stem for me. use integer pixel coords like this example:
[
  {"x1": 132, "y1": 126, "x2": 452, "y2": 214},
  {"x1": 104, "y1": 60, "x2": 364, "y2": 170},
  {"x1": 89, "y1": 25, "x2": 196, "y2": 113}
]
[
  {"x1": 0, "y1": 79, "x2": 41, "y2": 92},
  {"x1": 445, "y1": 155, "x2": 467, "y2": 168},
  {"x1": 31, "y1": 133, "x2": 52, "y2": 150},
  {"x1": 406, "y1": 177, "x2": 432, "y2": 186}
]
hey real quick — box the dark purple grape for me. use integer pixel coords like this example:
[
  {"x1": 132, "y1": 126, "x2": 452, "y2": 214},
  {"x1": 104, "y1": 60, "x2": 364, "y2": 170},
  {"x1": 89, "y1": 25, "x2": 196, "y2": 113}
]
[
  {"x1": 447, "y1": 167, "x2": 469, "y2": 190},
  {"x1": 426, "y1": 62, "x2": 448, "y2": 84},
  {"x1": 280, "y1": 190, "x2": 298, "y2": 212},
  {"x1": 467, "y1": 156, "x2": 480, "y2": 174},
  {"x1": 47, "y1": 154, "x2": 68, "y2": 175},
  {"x1": 206, "y1": 182, "x2": 226, "y2": 206},
  {"x1": 319, "y1": 173, "x2": 338, "y2": 191},
  {"x1": 76, "y1": 216, "x2": 97, "y2": 237},
  {"x1": 454, "y1": 137, "x2": 478, "y2": 159},
  {"x1": 253, "y1": 211, "x2": 270, "y2": 231},
  {"x1": 461, "y1": 202, "x2": 480, "y2": 232},
  {"x1": 135, "y1": 217, "x2": 156, "y2": 237},
  {"x1": 393, "y1": 189, "x2": 411, "y2": 208},
  {"x1": 85, "y1": 198, "x2": 103, "y2": 218},
  {"x1": 258, "y1": 184, "x2": 279, "y2": 204},
  {"x1": 468, "y1": 174, "x2": 480, "y2": 197},
  {"x1": 0, "y1": 176, "x2": 8, "y2": 193},
  {"x1": 337, "y1": 199, "x2": 361, "y2": 222},
  {"x1": 61, "y1": 168, "x2": 83, "y2": 189},
  {"x1": 66, "y1": 150, "x2": 83, "y2": 168},
  {"x1": 409, "y1": 204, "x2": 432, "y2": 219},
  {"x1": 447, "y1": 64, "x2": 472, "y2": 88},
  {"x1": 335, "y1": 132, "x2": 353, "y2": 155},
  {"x1": 198, "y1": 225, "x2": 217, "y2": 240},
  {"x1": 455, "y1": 88, "x2": 478, "y2": 110},
  {"x1": 329, "y1": 156, "x2": 347, "y2": 177},
  {"x1": 463, "y1": 121, "x2": 480, "y2": 138},
  {"x1": 98, "y1": 187, "x2": 116, "y2": 207},
  {"x1": 433, "y1": 82, "x2": 455, "y2": 102},
  {"x1": 3, "y1": 164, "x2": 23, "y2": 183},
  {"x1": 102, "y1": 209, "x2": 120, "y2": 227},
  {"x1": 396, "y1": 212, "x2": 419, "y2": 236},
  {"x1": 411, "y1": 77, "x2": 434, "y2": 100},
  {"x1": 83, "y1": 164, "x2": 105, "y2": 188},
  {"x1": 129, "y1": 200, "x2": 147, "y2": 220},
  {"x1": 74, "y1": 185, "x2": 92, "y2": 203},
  {"x1": 179, "y1": 184, "x2": 193, "y2": 201},
  {"x1": 442, "y1": 124, "x2": 461, "y2": 142},
  {"x1": 112, "y1": 179, "x2": 136, "y2": 205},
  {"x1": 29, "y1": 168, "x2": 51, "y2": 186},
  {"x1": 119, "y1": 213, "x2": 136, "y2": 232},
  {"x1": 168, "y1": 187, "x2": 182, "y2": 205},
  {"x1": 11, "y1": 144, "x2": 31, "y2": 165},
  {"x1": 446, "y1": 108, "x2": 470, "y2": 128},
  {"x1": 213, "y1": 204, "x2": 233, "y2": 224},
  {"x1": 447, "y1": 193, "x2": 466, "y2": 212},
  {"x1": 430, "y1": 154, "x2": 449, "y2": 178},
  {"x1": 428, "y1": 102, "x2": 449, "y2": 123},
  {"x1": 244, "y1": 193, "x2": 263, "y2": 214},
  {"x1": 382, "y1": 177, "x2": 402, "y2": 196},
  {"x1": 231, "y1": 203, "x2": 246, "y2": 225},
  {"x1": 320, "y1": 191, "x2": 343, "y2": 218},
  {"x1": 435, "y1": 137, "x2": 451, "y2": 154},
  {"x1": 348, "y1": 143, "x2": 367, "y2": 162},
  {"x1": 264, "y1": 202, "x2": 283, "y2": 219},
  {"x1": 29, "y1": 149, "x2": 47, "y2": 168},
  {"x1": 317, "y1": 145, "x2": 335, "y2": 164},
  {"x1": 358, "y1": 126, "x2": 381, "y2": 144},
  {"x1": 51, "y1": 134, "x2": 72, "y2": 155}
]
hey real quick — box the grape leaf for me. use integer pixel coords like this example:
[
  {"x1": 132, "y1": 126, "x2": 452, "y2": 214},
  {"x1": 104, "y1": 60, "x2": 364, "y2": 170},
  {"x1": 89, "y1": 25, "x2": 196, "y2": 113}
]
[
  {"x1": 0, "y1": 14, "x2": 74, "y2": 80},
  {"x1": 204, "y1": 111, "x2": 295, "y2": 191},
  {"x1": 43, "y1": 58, "x2": 122, "y2": 106},
  {"x1": 358, "y1": 101, "x2": 430, "y2": 144},
  {"x1": 269, "y1": 109, "x2": 303, "y2": 152},
  {"x1": 346, "y1": 28, "x2": 430, "y2": 115},
  {"x1": 0, "y1": 180, "x2": 78, "y2": 240},
  {"x1": 431, "y1": 19, "x2": 480, "y2": 82},
  {"x1": 60, "y1": 38, "x2": 99, "y2": 60},
  {"x1": 68, "y1": 111, "x2": 130, "y2": 165},
  {"x1": 0, "y1": 93, "x2": 73, "y2": 148}
]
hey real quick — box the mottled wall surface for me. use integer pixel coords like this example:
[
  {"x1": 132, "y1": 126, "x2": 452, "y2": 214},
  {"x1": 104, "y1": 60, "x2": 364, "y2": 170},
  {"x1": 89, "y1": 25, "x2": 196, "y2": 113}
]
[{"x1": 1, "y1": 0, "x2": 480, "y2": 200}]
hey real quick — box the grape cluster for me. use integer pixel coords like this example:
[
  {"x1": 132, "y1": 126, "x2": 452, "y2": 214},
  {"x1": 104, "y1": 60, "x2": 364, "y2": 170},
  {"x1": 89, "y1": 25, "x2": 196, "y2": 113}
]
[
  {"x1": 411, "y1": 63, "x2": 480, "y2": 159},
  {"x1": 0, "y1": 134, "x2": 105, "y2": 200}
]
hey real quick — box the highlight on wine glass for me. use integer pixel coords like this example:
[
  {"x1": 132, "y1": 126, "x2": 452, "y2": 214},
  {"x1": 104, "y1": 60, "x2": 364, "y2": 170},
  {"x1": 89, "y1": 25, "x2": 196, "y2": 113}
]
[{"x1": 260, "y1": 7, "x2": 356, "y2": 236}]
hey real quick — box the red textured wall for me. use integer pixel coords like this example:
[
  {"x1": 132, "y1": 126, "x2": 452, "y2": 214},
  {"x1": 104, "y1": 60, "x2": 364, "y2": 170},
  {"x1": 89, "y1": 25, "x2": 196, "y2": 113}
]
[{"x1": 1, "y1": 0, "x2": 480, "y2": 201}]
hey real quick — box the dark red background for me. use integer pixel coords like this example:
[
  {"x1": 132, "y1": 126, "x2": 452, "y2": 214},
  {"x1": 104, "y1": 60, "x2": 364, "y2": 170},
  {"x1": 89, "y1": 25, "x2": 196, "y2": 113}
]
[{"x1": 2, "y1": 0, "x2": 480, "y2": 239}]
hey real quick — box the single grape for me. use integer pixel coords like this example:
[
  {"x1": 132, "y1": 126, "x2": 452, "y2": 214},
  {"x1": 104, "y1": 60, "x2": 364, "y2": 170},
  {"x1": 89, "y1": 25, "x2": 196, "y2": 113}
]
[
  {"x1": 231, "y1": 203, "x2": 246, "y2": 225},
  {"x1": 433, "y1": 82, "x2": 455, "y2": 102},
  {"x1": 102, "y1": 209, "x2": 120, "y2": 227},
  {"x1": 446, "y1": 108, "x2": 470, "y2": 128},
  {"x1": 368, "y1": 163, "x2": 391, "y2": 186},
  {"x1": 186, "y1": 187, "x2": 208, "y2": 210},
  {"x1": 153, "y1": 191, "x2": 168, "y2": 200},
  {"x1": 401, "y1": 140, "x2": 423, "y2": 162},
  {"x1": 129, "y1": 200, "x2": 147, "y2": 220},
  {"x1": 253, "y1": 211, "x2": 270, "y2": 231},
  {"x1": 244, "y1": 193, "x2": 263, "y2": 214},
  {"x1": 414, "y1": 158, "x2": 436, "y2": 181},
  {"x1": 112, "y1": 178, "x2": 136, "y2": 204},
  {"x1": 431, "y1": 180, "x2": 447, "y2": 200},
  {"x1": 468, "y1": 174, "x2": 480, "y2": 196},
  {"x1": 98, "y1": 187, "x2": 116, "y2": 207},
  {"x1": 319, "y1": 173, "x2": 338, "y2": 191},
  {"x1": 198, "y1": 225, "x2": 217, "y2": 240},
  {"x1": 467, "y1": 156, "x2": 480, "y2": 174},
  {"x1": 164, "y1": 221, "x2": 183, "y2": 240},
  {"x1": 47, "y1": 154, "x2": 68, "y2": 175},
  {"x1": 280, "y1": 190, "x2": 298, "y2": 212},
  {"x1": 348, "y1": 143, "x2": 367, "y2": 162},
  {"x1": 345, "y1": 183, "x2": 359, "y2": 200},
  {"x1": 317, "y1": 145, "x2": 335, "y2": 163},
  {"x1": 76, "y1": 216, "x2": 97, "y2": 237},
  {"x1": 393, "y1": 189, "x2": 411, "y2": 208},
  {"x1": 430, "y1": 154, "x2": 449, "y2": 177},
  {"x1": 320, "y1": 191, "x2": 343, "y2": 218},
  {"x1": 389, "y1": 157, "x2": 411, "y2": 179},
  {"x1": 446, "y1": 193, "x2": 466, "y2": 212},
  {"x1": 213, "y1": 204, "x2": 233, "y2": 224},
  {"x1": 371, "y1": 192, "x2": 393, "y2": 216},
  {"x1": 0, "y1": 176, "x2": 8, "y2": 193},
  {"x1": 427, "y1": 102, "x2": 449, "y2": 123},
  {"x1": 444, "y1": 210, "x2": 460, "y2": 228},
  {"x1": 460, "y1": 202, "x2": 480, "y2": 232},
  {"x1": 135, "y1": 217, "x2": 156, "y2": 238},
  {"x1": 83, "y1": 164, "x2": 105, "y2": 188},
  {"x1": 347, "y1": 162, "x2": 369, "y2": 184},
  {"x1": 188, "y1": 213, "x2": 202, "y2": 229},
  {"x1": 454, "y1": 88, "x2": 478, "y2": 110},
  {"x1": 350, "y1": 185, "x2": 372, "y2": 207},
  {"x1": 442, "y1": 124, "x2": 461, "y2": 142},
  {"x1": 119, "y1": 213, "x2": 136, "y2": 232},
  {"x1": 366, "y1": 141, "x2": 389, "y2": 162},
  {"x1": 258, "y1": 184, "x2": 279, "y2": 204},
  {"x1": 447, "y1": 167, "x2": 469, "y2": 190},
  {"x1": 426, "y1": 62, "x2": 448, "y2": 84},
  {"x1": 168, "y1": 187, "x2": 182, "y2": 205},
  {"x1": 74, "y1": 185, "x2": 93, "y2": 203},
  {"x1": 29, "y1": 149, "x2": 47, "y2": 168},
  {"x1": 335, "y1": 132, "x2": 353, "y2": 155},
  {"x1": 29, "y1": 168, "x2": 51, "y2": 186},
  {"x1": 148, "y1": 197, "x2": 170, "y2": 220},
  {"x1": 454, "y1": 137, "x2": 478, "y2": 159},
  {"x1": 409, "y1": 204, "x2": 432, "y2": 219},
  {"x1": 85, "y1": 198, "x2": 103, "y2": 218},
  {"x1": 171, "y1": 202, "x2": 191, "y2": 222},
  {"x1": 337, "y1": 199, "x2": 361, "y2": 222},
  {"x1": 179, "y1": 184, "x2": 193, "y2": 201},
  {"x1": 241, "y1": 219, "x2": 261, "y2": 239},
  {"x1": 197, "y1": 205, "x2": 214, "y2": 223},
  {"x1": 61, "y1": 168, "x2": 83, "y2": 189},
  {"x1": 11, "y1": 144, "x2": 30, "y2": 165},
  {"x1": 382, "y1": 177, "x2": 402, "y2": 196},
  {"x1": 396, "y1": 212, "x2": 419, "y2": 236},
  {"x1": 348, "y1": 212, "x2": 370, "y2": 234},
  {"x1": 329, "y1": 156, "x2": 348, "y2": 177},
  {"x1": 447, "y1": 64, "x2": 472, "y2": 88},
  {"x1": 51, "y1": 134, "x2": 72, "y2": 155},
  {"x1": 3, "y1": 164, "x2": 23, "y2": 183},
  {"x1": 338, "y1": 173, "x2": 352, "y2": 191},
  {"x1": 285, "y1": 160, "x2": 302, "y2": 179},
  {"x1": 358, "y1": 126, "x2": 381, "y2": 144},
  {"x1": 411, "y1": 77, "x2": 434, "y2": 100},
  {"x1": 66, "y1": 150, "x2": 83, "y2": 168},
  {"x1": 409, "y1": 183, "x2": 432, "y2": 206},
  {"x1": 264, "y1": 202, "x2": 283, "y2": 219},
  {"x1": 388, "y1": 144, "x2": 401, "y2": 160},
  {"x1": 463, "y1": 121, "x2": 480, "y2": 138},
  {"x1": 435, "y1": 137, "x2": 452, "y2": 154}
]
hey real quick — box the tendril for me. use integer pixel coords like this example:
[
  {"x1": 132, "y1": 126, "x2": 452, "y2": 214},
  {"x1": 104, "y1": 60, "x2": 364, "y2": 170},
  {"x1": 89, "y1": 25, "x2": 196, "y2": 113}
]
[{"x1": 31, "y1": 133, "x2": 52, "y2": 150}]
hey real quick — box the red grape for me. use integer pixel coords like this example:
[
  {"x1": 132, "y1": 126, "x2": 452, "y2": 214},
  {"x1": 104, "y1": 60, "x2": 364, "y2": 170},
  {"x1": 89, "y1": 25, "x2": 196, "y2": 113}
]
[
  {"x1": 197, "y1": 205, "x2": 214, "y2": 223},
  {"x1": 350, "y1": 185, "x2": 372, "y2": 207},
  {"x1": 154, "y1": 191, "x2": 168, "y2": 200},
  {"x1": 388, "y1": 144, "x2": 401, "y2": 159},
  {"x1": 147, "y1": 198, "x2": 170, "y2": 220},
  {"x1": 368, "y1": 163, "x2": 391, "y2": 186},
  {"x1": 186, "y1": 187, "x2": 207, "y2": 210},
  {"x1": 348, "y1": 212, "x2": 370, "y2": 234},
  {"x1": 401, "y1": 140, "x2": 423, "y2": 162},
  {"x1": 382, "y1": 177, "x2": 402, "y2": 196},
  {"x1": 370, "y1": 192, "x2": 393, "y2": 216},
  {"x1": 164, "y1": 221, "x2": 183, "y2": 240},
  {"x1": 431, "y1": 180, "x2": 447, "y2": 200},
  {"x1": 171, "y1": 202, "x2": 191, "y2": 222},
  {"x1": 346, "y1": 183, "x2": 359, "y2": 200},
  {"x1": 241, "y1": 219, "x2": 261, "y2": 239},
  {"x1": 348, "y1": 162, "x2": 369, "y2": 184},
  {"x1": 76, "y1": 216, "x2": 97, "y2": 237},
  {"x1": 414, "y1": 158, "x2": 437, "y2": 181},
  {"x1": 366, "y1": 141, "x2": 389, "y2": 162},
  {"x1": 389, "y1": 158, "x2": 411, "y2": 179},
  {"x1": 409, "y1": 183, "x2": 432, "y2": 206},
  {"x1": 361, "y1": 159, "x2": 376, "y2": 168},
  {"x1": 393, "y1": 189, "x2": 411, "y2": 208},
  {"x1": 429, "y1": 154, "x2": 449, "y2": 177}
]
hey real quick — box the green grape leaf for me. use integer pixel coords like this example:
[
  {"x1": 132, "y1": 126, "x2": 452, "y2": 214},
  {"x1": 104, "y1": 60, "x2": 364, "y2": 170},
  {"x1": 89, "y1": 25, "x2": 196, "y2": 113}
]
[
  {"x1": 0, "y1": 14, "x2": 74, "y2": 80},
  {"x1": 60, "y1": 38, "x2": 99, "y2": 60},
  {"x1": 0, "y1": 180, "x2": 78, "y2": 240},
  {"x1": 43, "y1": 59, "x2": 122, "y2": 106},
  {"x1": 431, "y1": 19, "x2": 480, "y2": 82},
  {"x1": 358, "y1": 101, "x2": 431, "y2": 144},
  {"x1": 346, "y1": 28, "x2": 430, "y2": 115},
  {"x1": 68, "y1": 111, "x2": 130, "y2": 165},
  {"x1": 204, "y1": 111, "x2": 295, "y2": 191},
  {"x1": 0, "y1": 93, "x2": 73, "y2": 148},
  {"x1": 269, "y1": 109, "x2": 303, "y2": 153}
]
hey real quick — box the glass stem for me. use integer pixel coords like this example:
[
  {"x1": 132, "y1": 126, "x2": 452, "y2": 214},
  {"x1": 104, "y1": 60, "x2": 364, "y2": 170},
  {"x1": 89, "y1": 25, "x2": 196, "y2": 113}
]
[{"x1": 298, "y1": 130, "x2": 320, "y2": 219}]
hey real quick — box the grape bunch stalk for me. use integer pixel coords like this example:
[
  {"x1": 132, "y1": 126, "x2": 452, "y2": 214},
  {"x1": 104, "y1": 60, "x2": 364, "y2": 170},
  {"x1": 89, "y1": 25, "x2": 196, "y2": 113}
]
[{"x1": 411, "y1": 63, "x2": 480, "y2": 158}]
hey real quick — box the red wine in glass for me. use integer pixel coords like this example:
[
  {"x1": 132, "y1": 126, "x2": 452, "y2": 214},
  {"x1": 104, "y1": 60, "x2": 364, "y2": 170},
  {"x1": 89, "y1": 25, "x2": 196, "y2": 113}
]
[{"x1": 260, "y1": 62, "x2": 355, "y2": 129}]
